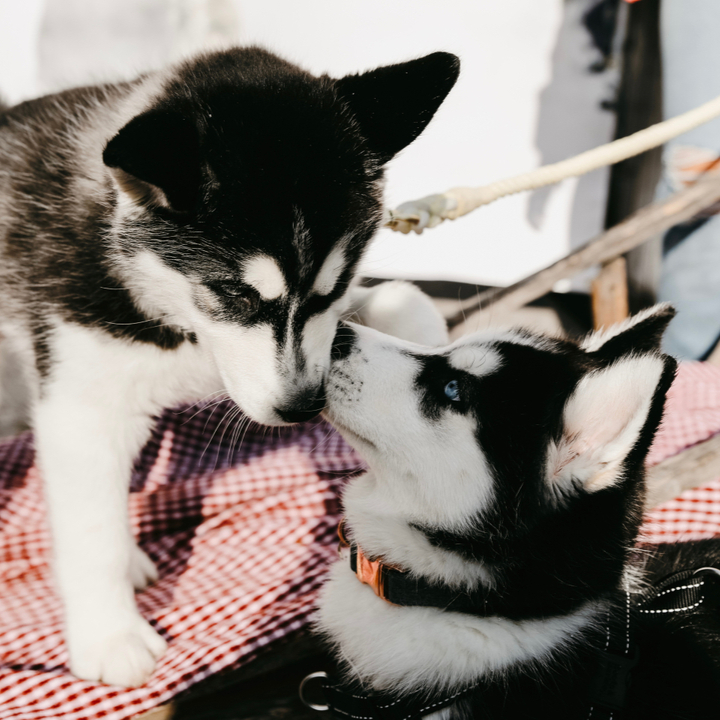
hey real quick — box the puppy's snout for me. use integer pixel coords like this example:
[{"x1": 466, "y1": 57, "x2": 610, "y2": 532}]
[
  {"x1": 331, "y1": 323, "x2": 357, "y2": 363},
  {"x1": 275, "y1": 383, "x2": 326, "y2": 424}
]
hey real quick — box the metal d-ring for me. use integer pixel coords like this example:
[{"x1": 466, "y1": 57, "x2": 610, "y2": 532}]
[
  {"x1": 694, "y1": 566, "x2": 720, "y2": 577},
  {"x1": 299, "y1": 671, "x2": 330, "y2": 712}
]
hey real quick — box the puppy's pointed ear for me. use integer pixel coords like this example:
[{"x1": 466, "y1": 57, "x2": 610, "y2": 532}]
[
  {"x1": 335, "y1": 52, "x2": 459, "y2": 163},
  {"x1": 580, "y1": 303, "x2": 676, "y2": 356},
  {"x1": 103, "y1": 110, "x2": 202, "y2": 213},
  {"x1": 547, "y1": 305, "x2": 677, "y2": 494}
]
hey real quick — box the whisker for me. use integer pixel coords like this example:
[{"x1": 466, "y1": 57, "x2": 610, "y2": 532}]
[
  {"x1": 178, "y1": 391, "x2": 230, "y2": 423},
  {"x1": 200, "y1": 402, "x2": 237, "y2": 463},
  {"x1": 213, "y1": 405, "x2": 242, "y2": 472},
  {"x1": 228, "y1": 413, "x2": 252, "y2": 461}
]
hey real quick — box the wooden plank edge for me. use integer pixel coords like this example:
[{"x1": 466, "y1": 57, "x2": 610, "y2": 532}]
[
  {"x1": 645, "y1": 431, "x2": 720, "y2": 508},
  {"x1": 446, "y1": 172, "x2": 720, "y2": 329}
]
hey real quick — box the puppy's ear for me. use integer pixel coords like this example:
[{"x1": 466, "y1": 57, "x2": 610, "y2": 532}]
[
  {"x1": 335, "y1": 52, "x2": 460, "y2": 163},
  {"x1": 580, "y1": 303, "x2": 676, "y2": 356},
  {"x1": 547, "y1": 305, "x2": 677, "y2": 494},
  {"x1": 103, "y1": 110, "x2": 202, "y2": 213}
]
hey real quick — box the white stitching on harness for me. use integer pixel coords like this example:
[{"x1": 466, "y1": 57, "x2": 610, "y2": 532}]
[
  {"x1": 638, "y1": 578, "x2": 705, "y2": 614},
  {"x1": 625, "y1": 590, "x2": 631, "y2": 657},
  {"x1": 639, "y1": 599, "x2": 704, "y2": 614},
  {"x1": 651, "y1": 581, "x2": 703, "y2": 598},
  {"x1": 328, "y1": 707, "x2": 374, "y2": 720},
  {"x1": 327, "y1": 685, "x2": 376, "y2": 702},
  {"x1": 409, "y1": 682, "x2": 480, "y2": 720},
  {"x1": 377, "y1": 697, "x2": 403, "y2": 709}
]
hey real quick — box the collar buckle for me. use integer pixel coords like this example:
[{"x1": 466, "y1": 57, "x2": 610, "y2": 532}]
[
  {"x1": 356, "y1": 547, "x2": 388, "y2": 600},
  {"x1": 339, "y1": 518, "x2": 403, "y2": 603}
]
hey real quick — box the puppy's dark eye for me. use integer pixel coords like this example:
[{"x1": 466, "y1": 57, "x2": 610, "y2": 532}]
[
  {"x1": 215, "y1": 282, "x2": 245, "y2": 298},
  {"x1": 209, "y1": 281, "x2": 258, "y2": 313},
  {"x1": 444, "y1": 380, "x2": 460, "y2": 401}
]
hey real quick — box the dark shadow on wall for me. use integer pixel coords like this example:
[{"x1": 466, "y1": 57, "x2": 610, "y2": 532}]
[{"x1": 527, "y1": 0, "x2": 622, "y2": 251}]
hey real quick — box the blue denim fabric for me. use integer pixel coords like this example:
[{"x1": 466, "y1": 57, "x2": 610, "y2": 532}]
[{"x1": 657, "y1": 0, "x2": 720, "y2": 359}]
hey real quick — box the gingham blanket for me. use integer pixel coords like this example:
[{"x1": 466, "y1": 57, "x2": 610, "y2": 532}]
[{"x1": 0, "y1": 362, "x2": 719, "y2": 719}]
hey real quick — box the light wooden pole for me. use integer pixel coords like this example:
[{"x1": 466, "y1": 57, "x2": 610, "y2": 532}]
[{"x1": 591, "y1": 256, "x2": 630, "y2": 330}]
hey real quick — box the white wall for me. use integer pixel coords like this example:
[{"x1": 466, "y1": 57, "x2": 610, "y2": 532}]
[{"x1": 0, "y1": 0, "x2": 44, "y2": 104}]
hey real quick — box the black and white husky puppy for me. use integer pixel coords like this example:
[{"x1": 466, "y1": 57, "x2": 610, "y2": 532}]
[
  {"x1": 317, "y1": 306, "x2": 720, "y2": 719},
  {"x1": 0, "y1": 48, "x2": 458, "y2": 687}
]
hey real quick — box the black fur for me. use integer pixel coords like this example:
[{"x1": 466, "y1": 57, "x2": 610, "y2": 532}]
[{"x1": 335, "y1": 52, "x2": 460, "y2": 163}]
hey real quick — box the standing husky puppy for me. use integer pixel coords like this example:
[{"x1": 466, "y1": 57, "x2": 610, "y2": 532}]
[
  {"x1": 317, "y1": 308, "x2": 720, "y2": 719},
  {"x1": 0, "y1": 47, "x2": 458, "y2": 687}
]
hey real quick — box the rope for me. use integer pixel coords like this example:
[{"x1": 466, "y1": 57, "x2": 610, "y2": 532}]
[{"x1": 385, "y1": 93, "x2": 720, "y2": 234}]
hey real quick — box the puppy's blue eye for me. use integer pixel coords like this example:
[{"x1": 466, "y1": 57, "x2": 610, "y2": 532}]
[{"x1": 444, "y1": 380, "x2": 460, "y2": 401}]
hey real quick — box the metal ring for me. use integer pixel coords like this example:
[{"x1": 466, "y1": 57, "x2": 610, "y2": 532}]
[
  {"x1": 299, "y1": 671, "x2": 330, "y2": 712},
  {"x1": 694, "y1": 566, "x2": 720, "y2": 577}
]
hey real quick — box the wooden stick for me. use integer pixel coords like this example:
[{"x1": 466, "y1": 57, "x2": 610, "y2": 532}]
[
  {"x1": 591, "y1": 257, "x2": 630, "y2": 330},
  {"x1": 706, "y1": 341, "x2": 720, "y2": 367},
  {"x1": 134, "y1": 705, "x2": 174, "y2": 720},
  {"x1": 645, "y1": 432, "x2": 720, "y2": 508},
  {"x1": 446, "y1": 171, "x2": 720, "y2": 329}
]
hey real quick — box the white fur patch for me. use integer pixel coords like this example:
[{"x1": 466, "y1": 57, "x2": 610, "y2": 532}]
[
  {"x1": 456, "y1": 327, "x2": 551, "y2": 352},
  {"x1": 449, "y1": 345, "x2": 501, "y2": 376},
  {"x1": 116, "y1": 250, "x2": 199, "y2": 332},
  {"x1": 343, "y1": 482, "x2": 495, "y2": 590},
  {"x1": 313, "y1": 245, "x2": 346, "y2": 296},
  {"x1": 194, "y1": 283, "x2": 222, "y2": 313},
  {"x1": 241, "y1": 254, "x2": 287, "y2": 300},
  {"x1": 37, "y1": 320, "x2": 220, "y2": 686},
  {"x1": 207, "y1": 321, "x2": 283, "y2": 423},
  {"x1": 325, "y1": 324, "x2": 495, "y2": 532},
  {"x1": 317, "y1": 563, "x2": 601, "y2": 693},
  {"x1": 301, "y1": 307, "x2": 341, "y2": 372}
]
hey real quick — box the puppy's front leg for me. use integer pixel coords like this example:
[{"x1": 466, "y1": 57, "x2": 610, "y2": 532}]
[{"x1": 35, "y1": 344, "x2": 166, "y2": 687}]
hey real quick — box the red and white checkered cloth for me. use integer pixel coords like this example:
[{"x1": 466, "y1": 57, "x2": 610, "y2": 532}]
[
  {"x1": 0, "y1": 362, "x2": 719, "y2": 719},
  {"x1": 644, "y1": 362, "x2": 720, "y2": 542}
]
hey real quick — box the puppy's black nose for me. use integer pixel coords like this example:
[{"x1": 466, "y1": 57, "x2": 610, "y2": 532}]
[
  {"x1": 331, "y1": 322, "x2": 357, "y2": 362},
  {"x1": 275, "y1": 383, "x2": 326, "y2": 424}
]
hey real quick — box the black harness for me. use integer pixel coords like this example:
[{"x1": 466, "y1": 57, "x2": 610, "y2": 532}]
[
  {"x1": 301, "y1": 676, "x2": 480, "y2": 720},
  {"x1": 586, "y1": 566, "x2": 720, "y2": 719},
  {"x1": 301, "y1": 541, "x2": 720, "y2": 720}
]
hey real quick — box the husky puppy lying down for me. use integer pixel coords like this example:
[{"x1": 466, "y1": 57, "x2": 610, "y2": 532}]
[
  {"x1": 0, "y1": 48, "x2": 458, "y2": 686},
  {"x1": 315, "y1": 306, "x2": 720, "y2": 719}
]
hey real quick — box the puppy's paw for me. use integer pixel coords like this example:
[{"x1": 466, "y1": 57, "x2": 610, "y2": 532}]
[
  {"x1": 69, "y1": 615, "x2": 167, "y2": 687},
  {"x1": 349, "y1": 281, "x2": 449, "y2": 347},
  {"x1": 130, "y1": 543, "x2": 159, "y2": 591}
]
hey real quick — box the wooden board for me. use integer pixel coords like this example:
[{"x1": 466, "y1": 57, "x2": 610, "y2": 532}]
[{"x1": 591, "y1": 256, "x2": 629, "y2": 329}]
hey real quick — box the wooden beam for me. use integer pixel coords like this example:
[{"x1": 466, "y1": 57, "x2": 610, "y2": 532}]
[
  {"x1": 706, "y1": 341, "x2": 720, "y2": 367},
  {"x1": 646, "y1": 432, "x2": 720, "y2": 508},
  {"x1": 446, "y1": 171, "x2": 720, "y2": 329},
  {"x1": 134, "y1": 704, "x2": 174, "y2": 720},
  {"x1": 591, "y1": 256, "x2": 629, "y2": 330},
  {"x1": 605, "y1": 0, "x2": 663, "y2": 313}
]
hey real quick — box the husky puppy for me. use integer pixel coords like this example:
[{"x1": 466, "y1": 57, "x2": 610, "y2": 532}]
[
  {"x1": 317, "y1": 306, "x2": 720, "y2": 719},
  {"x1": 0, "y1": 48, "x2": 458, "y2": 687}
]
